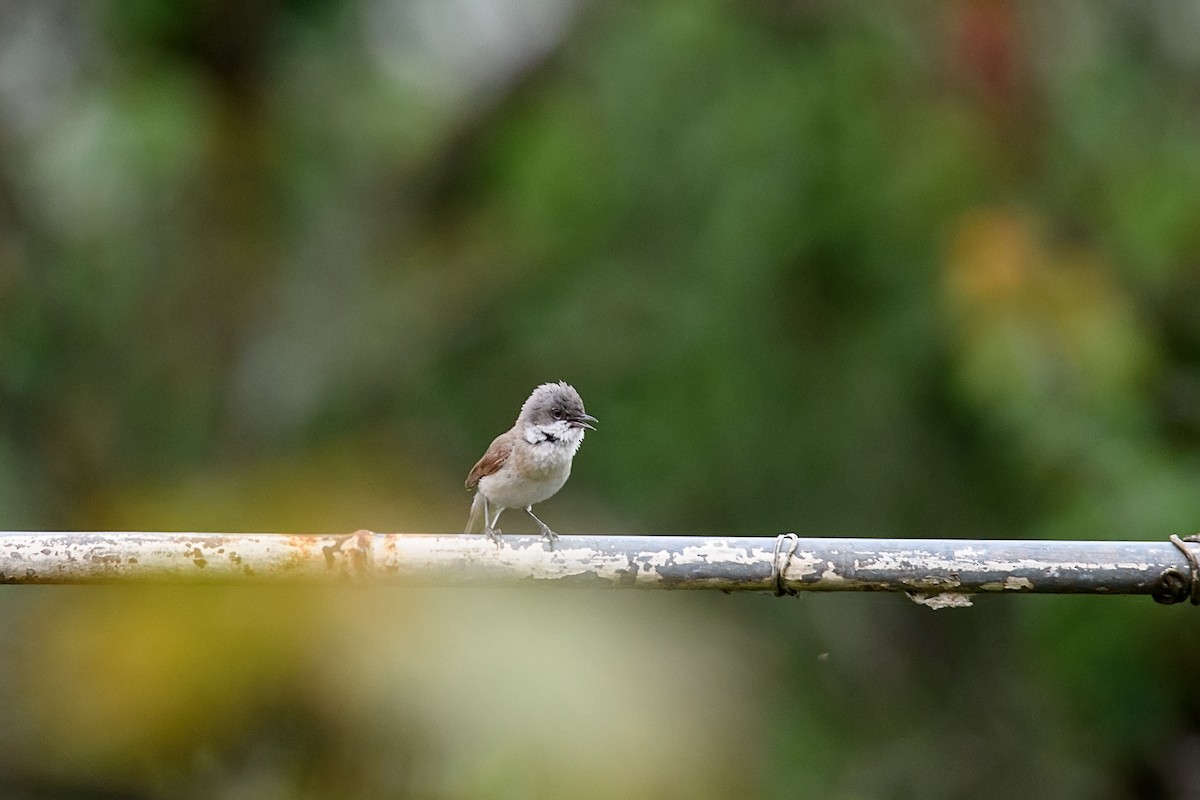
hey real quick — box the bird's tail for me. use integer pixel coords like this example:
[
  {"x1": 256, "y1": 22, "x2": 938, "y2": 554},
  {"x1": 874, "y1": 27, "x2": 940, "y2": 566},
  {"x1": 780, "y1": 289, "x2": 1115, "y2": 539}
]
[{"x1": 465, "y1": 492, "x2": 483, "y2": 534}]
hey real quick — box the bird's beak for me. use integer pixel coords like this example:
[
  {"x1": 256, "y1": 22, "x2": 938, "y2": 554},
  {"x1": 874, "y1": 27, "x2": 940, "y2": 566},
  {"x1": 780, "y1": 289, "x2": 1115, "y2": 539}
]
[{"x1": 572, "y1": 413, "x2": 598, "y2": 431}]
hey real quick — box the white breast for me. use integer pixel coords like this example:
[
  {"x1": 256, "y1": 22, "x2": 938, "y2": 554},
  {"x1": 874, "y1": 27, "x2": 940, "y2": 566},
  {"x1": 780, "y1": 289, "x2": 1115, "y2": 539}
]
[{"x1": 478, "y1": 424, "x2": 584, "y2": 509}]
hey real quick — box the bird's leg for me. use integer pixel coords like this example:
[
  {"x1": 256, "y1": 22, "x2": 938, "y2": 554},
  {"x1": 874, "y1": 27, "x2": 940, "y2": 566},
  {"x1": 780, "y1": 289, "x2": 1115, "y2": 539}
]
[
  {"x1": 526, "y1": 506, "x2": 559, "y2": 548},
  {"x1": 483, "y1": 499, "x2": 504, "y2": 547}
]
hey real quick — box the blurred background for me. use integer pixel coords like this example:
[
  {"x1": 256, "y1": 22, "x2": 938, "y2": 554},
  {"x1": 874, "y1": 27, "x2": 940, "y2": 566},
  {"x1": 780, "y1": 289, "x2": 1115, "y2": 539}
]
[{"x1": 1, "y1": 0, "x2": 1200, "y2": 797}]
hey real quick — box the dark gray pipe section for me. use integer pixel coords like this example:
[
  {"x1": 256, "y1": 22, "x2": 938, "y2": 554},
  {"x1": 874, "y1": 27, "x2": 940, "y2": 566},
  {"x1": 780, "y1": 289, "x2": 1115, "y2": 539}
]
[{"x1": 0, "y1": 533, "x2": 1195, "y2": 605}]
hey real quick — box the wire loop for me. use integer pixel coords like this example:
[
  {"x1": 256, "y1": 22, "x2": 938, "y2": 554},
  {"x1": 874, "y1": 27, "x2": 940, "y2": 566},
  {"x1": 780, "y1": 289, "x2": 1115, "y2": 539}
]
[
  {"x1": 1152, "y1": 534, "x2": 1200, "y2": 605},
  {"x1": 772, "y1": 533, "x2": 802, "y2": 597}
]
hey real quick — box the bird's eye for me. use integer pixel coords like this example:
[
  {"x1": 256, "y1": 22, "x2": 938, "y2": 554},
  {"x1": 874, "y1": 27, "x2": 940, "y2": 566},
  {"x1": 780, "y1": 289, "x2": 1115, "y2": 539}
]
[{"x1": 551, "y1": 408, "x2": 563, "y2": 419}]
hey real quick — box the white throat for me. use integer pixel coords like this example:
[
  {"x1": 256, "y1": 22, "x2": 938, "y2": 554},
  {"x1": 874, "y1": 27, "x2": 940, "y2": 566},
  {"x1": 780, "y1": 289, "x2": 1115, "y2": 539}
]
[{"x1": 523, "y1": 420, "x2": 584, "y2": 451}]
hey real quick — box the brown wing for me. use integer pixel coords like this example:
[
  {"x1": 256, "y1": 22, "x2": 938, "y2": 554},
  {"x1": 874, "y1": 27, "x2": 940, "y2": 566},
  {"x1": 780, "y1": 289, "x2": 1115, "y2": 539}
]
[{"x1": 465, "y1": 433, "x2": 512, "y2": 490}]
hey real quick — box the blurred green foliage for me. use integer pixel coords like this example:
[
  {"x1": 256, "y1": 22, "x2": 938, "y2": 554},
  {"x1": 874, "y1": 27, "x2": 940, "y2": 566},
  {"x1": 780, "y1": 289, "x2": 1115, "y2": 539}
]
[{"x1": 2, "y1": 0, "x2": 1200, "y2": 797}]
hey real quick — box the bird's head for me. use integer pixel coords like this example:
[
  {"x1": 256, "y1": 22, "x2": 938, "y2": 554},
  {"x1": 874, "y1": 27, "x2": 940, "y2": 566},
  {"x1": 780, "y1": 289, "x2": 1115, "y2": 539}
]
[{"x1": 519, "y1": 381, "x2": 597, "y2": 436}]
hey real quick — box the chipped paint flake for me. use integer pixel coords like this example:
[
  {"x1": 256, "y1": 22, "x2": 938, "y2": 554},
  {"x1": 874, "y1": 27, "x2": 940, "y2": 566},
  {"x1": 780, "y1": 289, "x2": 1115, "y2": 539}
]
[
  {"x1": 907, "y1": 592, "x2": 975, "y2": 609},
  {"x1": 819, "y1": 562, "x2": 847, "y2": 582}
]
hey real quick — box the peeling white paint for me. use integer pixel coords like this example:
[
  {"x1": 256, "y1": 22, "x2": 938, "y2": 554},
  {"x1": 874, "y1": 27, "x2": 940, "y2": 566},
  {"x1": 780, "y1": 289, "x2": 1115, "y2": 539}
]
[
  {"x1": 640, "y1": 550, "x2": 673, "y2": 568},
  {"x1": 678, "y1": 541, "x2": 759, "y2": 565}
]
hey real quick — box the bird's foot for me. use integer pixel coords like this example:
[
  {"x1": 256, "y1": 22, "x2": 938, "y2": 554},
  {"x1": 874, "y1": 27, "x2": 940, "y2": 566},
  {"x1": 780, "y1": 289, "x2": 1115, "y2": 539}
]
[
  {"x1": 484, "y1": 527, "x2": 504, "y2": 548},
  {"x1": 538, "y1": 525, "x2": 559, "y2": 550}
]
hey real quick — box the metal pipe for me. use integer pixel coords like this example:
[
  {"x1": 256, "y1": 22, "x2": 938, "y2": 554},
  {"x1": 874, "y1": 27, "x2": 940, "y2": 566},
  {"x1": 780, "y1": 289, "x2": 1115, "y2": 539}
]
[{"x1": 0, "y1": 532, "x2": 1195, "y2": 606}]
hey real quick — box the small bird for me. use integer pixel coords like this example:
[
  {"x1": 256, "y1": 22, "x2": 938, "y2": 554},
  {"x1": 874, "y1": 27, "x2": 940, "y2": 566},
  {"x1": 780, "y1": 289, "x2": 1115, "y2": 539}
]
[{"x1": 465, "y1": 381, "x2": 596, "y2": 547}]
